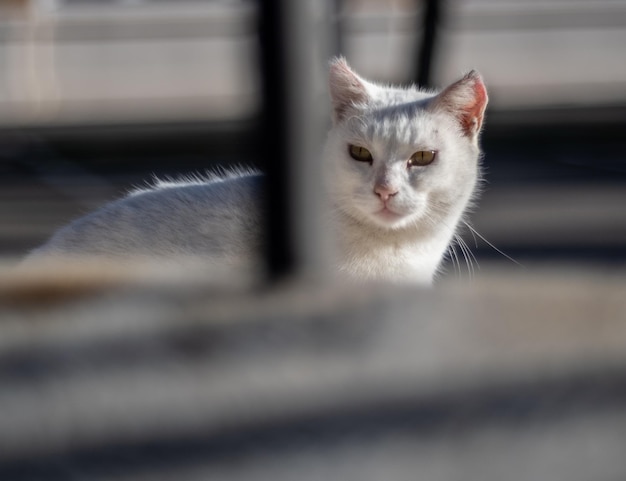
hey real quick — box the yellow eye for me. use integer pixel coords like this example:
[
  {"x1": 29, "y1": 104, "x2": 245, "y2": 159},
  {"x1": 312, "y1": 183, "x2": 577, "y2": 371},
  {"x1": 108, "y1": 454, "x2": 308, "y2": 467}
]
[
  {"x1": 348, "y1": 144, "x2": 373, "y2": 164},
  {"x1": 408, "y1": 150, "x2": 436, "y2": 167}
]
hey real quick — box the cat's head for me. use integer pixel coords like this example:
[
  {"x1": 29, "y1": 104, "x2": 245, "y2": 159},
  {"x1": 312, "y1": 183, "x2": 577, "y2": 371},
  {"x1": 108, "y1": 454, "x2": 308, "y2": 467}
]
[{"x1": 324, "y1": 57, "x2": 487, "y2": 235}]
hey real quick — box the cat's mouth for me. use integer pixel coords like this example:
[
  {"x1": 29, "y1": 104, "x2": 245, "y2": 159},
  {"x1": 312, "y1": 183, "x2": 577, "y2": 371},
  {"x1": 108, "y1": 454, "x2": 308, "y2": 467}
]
[{"x1": 375, "y1": 206, "x2": 404, "y2": 222}]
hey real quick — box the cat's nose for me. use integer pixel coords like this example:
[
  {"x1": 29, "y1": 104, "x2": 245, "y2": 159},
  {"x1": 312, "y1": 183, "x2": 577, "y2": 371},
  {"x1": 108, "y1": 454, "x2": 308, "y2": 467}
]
[{"x1": 374, "y1": 185, "x2": 398, "y2": 202}]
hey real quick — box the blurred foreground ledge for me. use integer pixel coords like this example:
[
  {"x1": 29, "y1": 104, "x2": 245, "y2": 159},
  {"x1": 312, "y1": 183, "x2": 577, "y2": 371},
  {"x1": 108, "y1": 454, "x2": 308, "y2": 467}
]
[{"x1": 1, "y1": 264, "x2": 626, "y2": 480}]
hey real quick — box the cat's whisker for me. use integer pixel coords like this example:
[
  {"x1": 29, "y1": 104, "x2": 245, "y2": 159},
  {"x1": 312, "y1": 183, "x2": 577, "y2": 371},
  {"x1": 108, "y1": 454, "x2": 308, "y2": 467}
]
[
  {"x1": 456, "y1": 235, "x2": 476, "y2": 280},
  {"x1": 419, "y1": 207, "x2": 471, "y2": 280},
  {"x1": 447, "y1": 242, "x2": 461, "y2": 277},
  {"x1": 466, "y1": 222, "x2": 480, "y2": 248},
  {"x1": 460, "y1": 235, "x2": 480, "y2": 273},
  {"x1": 462, "y1": 221, "x2": 523, "y2": 267},
  {"x1": 421, "y1": 210, "x2": 442, "y2": 231},
  {"x1": 456, "y1": 237, "x2": 471, "y2": 279}
]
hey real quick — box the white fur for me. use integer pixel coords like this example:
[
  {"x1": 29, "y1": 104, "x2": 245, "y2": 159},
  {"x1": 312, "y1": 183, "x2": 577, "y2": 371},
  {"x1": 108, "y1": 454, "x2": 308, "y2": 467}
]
[{"x1": 26, "y1": 59, "x2": 487, "y2": 285}]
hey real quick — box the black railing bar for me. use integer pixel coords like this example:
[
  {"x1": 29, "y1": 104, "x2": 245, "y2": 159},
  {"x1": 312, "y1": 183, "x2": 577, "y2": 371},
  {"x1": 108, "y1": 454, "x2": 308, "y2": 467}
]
[
  {"x1": 415, "y1": 0, "x2": 442, "y2": 89},
  {"x1": 258, "y1": 0, "x2": 334, "y2": 282}
]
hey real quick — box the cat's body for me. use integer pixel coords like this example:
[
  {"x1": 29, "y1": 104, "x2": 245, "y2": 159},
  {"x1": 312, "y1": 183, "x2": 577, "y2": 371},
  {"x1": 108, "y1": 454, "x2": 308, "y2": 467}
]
[
  {"x1": 27, "y1": 58, "x2": 488, "y2": 285},
  {"x1": 29, "y1": 172, "x2": 265, "y2": 273}
]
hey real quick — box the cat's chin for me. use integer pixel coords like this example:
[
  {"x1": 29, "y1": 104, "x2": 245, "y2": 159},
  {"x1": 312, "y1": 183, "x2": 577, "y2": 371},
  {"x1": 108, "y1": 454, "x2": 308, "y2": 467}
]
[{"x1": 368, "y1": 208, "x2": 414, "y2": 230}]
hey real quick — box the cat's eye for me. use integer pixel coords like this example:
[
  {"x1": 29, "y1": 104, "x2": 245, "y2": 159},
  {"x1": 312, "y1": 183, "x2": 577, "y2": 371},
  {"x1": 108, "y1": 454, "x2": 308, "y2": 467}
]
[
  {"x1": 348, "y1": 144, "x2": 373, "y2": 164},
  {"x1": 408, "y1": 150, "x2": 436, "y2": 167}
]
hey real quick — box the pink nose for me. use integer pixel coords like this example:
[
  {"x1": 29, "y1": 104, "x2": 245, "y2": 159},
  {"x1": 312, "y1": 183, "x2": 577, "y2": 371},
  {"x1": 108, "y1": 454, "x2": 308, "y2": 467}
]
[{"x1": 374, "y1": 185, "x2": 398, "y2": 202}]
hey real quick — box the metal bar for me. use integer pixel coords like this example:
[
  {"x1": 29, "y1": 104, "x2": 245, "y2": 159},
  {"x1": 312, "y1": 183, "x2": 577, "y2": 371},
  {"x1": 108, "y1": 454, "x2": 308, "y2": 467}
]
[
  {"x1": 258, "y1": 0, "x2": 292, "y2": 279},
  {"x1": 332, "y1": 0, "x2": 345, "y2": 56},
  {"x1": 258, "y1": 0, "x2": 334, "y2": 282},
  {"x1": 416, "y1": 0, "x2": 442, "y2": 88}
]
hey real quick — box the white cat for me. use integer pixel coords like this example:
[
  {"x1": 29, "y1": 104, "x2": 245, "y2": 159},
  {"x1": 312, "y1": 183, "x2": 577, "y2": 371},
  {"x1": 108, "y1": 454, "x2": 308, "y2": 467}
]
[{"x1": 26, "y1": 58, "x2": 488, "y2": 285}]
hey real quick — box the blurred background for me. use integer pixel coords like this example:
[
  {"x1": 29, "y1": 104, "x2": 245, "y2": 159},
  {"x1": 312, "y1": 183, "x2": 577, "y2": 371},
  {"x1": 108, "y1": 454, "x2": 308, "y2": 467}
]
[
  {"x1": 0, "y1": 0, "x2": 625, "y2": 272},
  {"x1": 2, "y1": 3, "x2": 626, "y2": 479}
]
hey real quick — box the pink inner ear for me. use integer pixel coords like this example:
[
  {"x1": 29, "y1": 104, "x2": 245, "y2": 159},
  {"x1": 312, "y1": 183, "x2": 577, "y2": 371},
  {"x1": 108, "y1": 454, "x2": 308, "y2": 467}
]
[
  {"x1": 459, "y1": 77, "x2": 488, "y2": 136},
  {"x1": 433, "y1": 71, "x2": 488, "y2": 138},
  {"x1": 329, "y1": 59, "x2": 368, "y2": 123}
]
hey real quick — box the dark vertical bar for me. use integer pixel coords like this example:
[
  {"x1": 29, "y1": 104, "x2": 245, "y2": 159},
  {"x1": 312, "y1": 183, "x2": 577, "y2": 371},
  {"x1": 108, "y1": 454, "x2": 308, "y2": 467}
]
[
  {"x1": 258, "y1": 0, "x2": 293, "y2": 280},
  {"x1": 416, "y1": 0, "x2": 442, "y2": 88},
  {"x1": 332, "y1": 0, "x2": 345, "y2": 57},
  {"x1": 258, "y1": 0, "x2": 333, "y2": 282}
]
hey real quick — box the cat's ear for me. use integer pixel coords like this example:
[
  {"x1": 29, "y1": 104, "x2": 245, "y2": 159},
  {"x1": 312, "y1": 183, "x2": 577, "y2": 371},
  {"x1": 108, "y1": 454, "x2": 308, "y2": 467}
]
[
  {"x1": 328, "y1": 57, "x2": 369, "y2": 124},
  {"x1": 430, "y1": 71, "x2": 488, "y2": 140}
]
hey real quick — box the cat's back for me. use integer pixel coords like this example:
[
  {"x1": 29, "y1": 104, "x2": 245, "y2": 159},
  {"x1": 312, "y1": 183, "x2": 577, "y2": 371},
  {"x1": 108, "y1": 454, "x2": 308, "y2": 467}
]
[{"x1": 28, "y1": 172, "x2": 265, "y2": 261}]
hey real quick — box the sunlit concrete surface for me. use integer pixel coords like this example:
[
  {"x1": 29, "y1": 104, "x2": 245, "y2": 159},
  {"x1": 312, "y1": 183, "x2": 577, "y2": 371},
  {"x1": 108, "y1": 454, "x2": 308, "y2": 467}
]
[
  {"x1": 0, "y1": 0, "x2": 625, "y2": 126},
  {"x1": 1, "y1": 266, "x2": 626, "y2": 479},
  {"x1": 0, "y1": 1, "x2": 259, "y2": 126}
]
